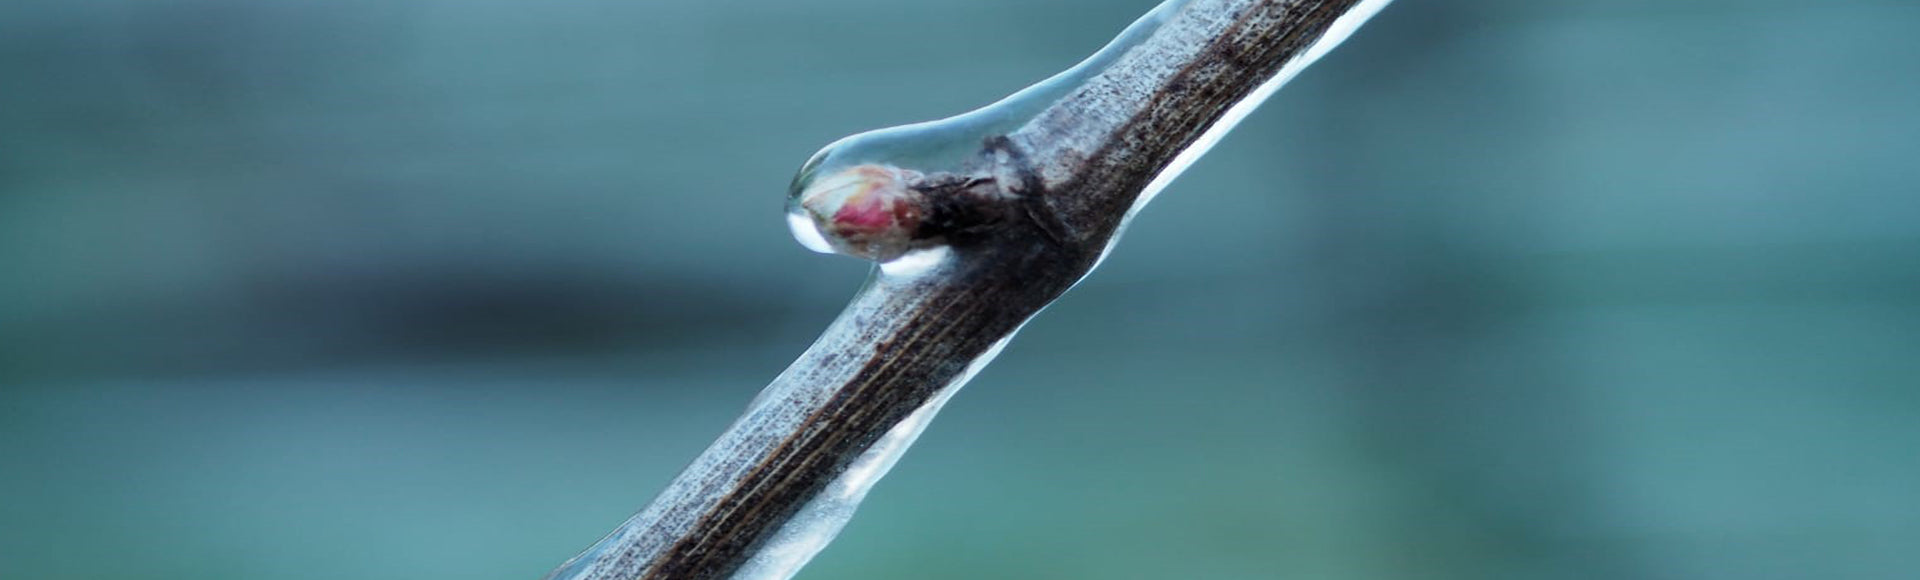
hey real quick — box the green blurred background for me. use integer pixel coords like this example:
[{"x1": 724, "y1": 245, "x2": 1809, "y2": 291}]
[{"x1": 4, "y1": 1, "x2": 1917, "y2": 578}]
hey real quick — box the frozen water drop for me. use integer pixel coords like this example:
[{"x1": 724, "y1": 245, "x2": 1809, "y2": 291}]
[{"x1": 785, "y1": 0, "x2": 1197, "y2": 263}]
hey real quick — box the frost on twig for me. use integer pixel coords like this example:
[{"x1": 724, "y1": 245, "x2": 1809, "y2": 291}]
[{"x1": 546, "y1": 1, "x2": 1393, "y2": 579}]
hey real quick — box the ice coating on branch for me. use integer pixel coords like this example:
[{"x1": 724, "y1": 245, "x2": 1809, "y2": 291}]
[
  {"x1": 1060, "y1": 0, "x2": 1399, "y2": 281},
  {"x1": 729, "y1": 333, "x2": 1015, "y2": 580},
  {"x1": 545, "y1": 2, "x2": 1398, "y2": 579},
  {"x1": 1122, "y1": 0, "x2": 1399, "y2": 228},
  {"x1": 769, "y1": 5, "x2": 1400, "y2": 575},
  {"x1": 786, "y1": 0, "x2": 1195, "y2": 263}
]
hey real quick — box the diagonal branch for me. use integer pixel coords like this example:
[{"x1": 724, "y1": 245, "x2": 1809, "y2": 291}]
[{"x1": 545, "y1": 1, "x2": 1393, "y2": 579}]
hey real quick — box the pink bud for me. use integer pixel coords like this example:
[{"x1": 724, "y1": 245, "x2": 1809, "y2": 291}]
[{"x1": 795, "y1": 164, "x2": 924, "y2": 262}]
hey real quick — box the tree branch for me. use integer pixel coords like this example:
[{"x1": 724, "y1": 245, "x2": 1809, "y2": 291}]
[{"x1": 545, "y1": 1, "x2": 1392, "y2": 578}]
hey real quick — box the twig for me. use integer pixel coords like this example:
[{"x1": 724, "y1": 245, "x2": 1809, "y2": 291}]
[{"x1": 545, "y1": 1, "x2": 1393, "y2": 578}]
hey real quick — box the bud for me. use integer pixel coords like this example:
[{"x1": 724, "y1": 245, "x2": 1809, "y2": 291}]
[{"x1": 789, "y1": 164, "x2": 926, "y2": 263}]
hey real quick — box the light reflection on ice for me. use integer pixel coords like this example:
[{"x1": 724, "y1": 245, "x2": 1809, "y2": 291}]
[{"x1": 877, "y1": 245, "x2": 951, "y2": 278}]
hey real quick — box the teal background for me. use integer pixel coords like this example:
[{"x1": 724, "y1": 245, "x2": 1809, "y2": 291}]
[{"x1": 4, "y1": 1, "x2": 1917, "y2": 578}]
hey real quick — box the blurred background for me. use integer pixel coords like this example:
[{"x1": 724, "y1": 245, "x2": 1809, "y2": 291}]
[{"x1": 3, "y1": 0, "x2": 1917, "y2": 578}]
